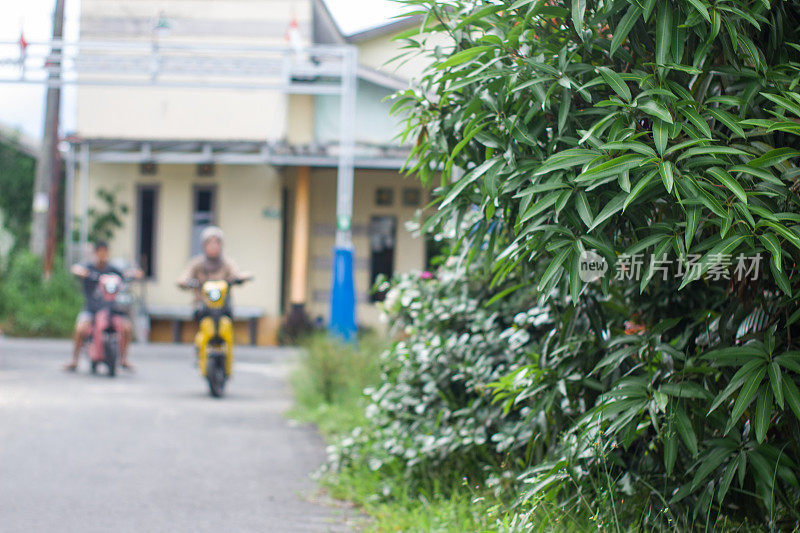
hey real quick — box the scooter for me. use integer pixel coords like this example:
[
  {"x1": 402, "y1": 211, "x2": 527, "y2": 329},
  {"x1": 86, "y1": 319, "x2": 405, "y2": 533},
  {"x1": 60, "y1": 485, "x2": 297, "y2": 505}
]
[
  {"x1": 183, "y1": 276, "x2": 251, "y2": 397},
  {"x1": 84, "y1": 271, "x2": 134, "y2": 377}
]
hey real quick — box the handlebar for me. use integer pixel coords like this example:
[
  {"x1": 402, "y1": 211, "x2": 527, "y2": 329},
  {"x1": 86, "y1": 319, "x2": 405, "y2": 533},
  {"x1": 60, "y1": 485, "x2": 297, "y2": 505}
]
[{"x1": 180, "y1": 276, "x2": 252, "y2": 289}]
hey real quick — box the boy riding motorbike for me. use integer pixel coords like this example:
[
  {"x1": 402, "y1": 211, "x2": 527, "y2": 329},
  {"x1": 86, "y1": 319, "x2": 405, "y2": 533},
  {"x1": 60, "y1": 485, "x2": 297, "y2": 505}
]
[{"x1": 64, "y1": 241, "x2": 143, "y2": 372}]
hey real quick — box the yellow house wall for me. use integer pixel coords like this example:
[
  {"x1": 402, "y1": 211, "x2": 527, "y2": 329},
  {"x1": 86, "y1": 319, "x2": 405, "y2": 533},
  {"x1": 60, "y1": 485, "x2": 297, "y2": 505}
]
[{"x1": 305, "y1": 168, "x2": 426, "y2": 327}]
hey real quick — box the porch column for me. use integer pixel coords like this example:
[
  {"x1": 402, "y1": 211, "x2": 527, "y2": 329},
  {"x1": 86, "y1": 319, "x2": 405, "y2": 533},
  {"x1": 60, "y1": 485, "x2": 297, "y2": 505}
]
[{"x1": 284, "y1": 165, "x2": 312, "y2": 338}]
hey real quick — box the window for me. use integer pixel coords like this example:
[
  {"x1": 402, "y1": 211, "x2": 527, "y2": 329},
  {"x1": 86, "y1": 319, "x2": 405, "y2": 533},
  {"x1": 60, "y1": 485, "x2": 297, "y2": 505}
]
[
  {"x1": 191, "y1": 186, "x2": 216, "y2": 256},
  {"x1": 402, "y1": 187, "x2": 421, "y2": 207},
  {"x1": 136, "y1": 185, "x2": 158, "y2": 278},
  {"x1": 375, "y1": 187, "x2": 394, "y2": 206}
]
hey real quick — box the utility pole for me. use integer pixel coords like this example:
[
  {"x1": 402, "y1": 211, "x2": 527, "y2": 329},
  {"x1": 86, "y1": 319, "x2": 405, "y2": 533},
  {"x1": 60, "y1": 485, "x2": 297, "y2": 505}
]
[{"x1": 30, "y1": 0, "x2": 65, "y2": 276}]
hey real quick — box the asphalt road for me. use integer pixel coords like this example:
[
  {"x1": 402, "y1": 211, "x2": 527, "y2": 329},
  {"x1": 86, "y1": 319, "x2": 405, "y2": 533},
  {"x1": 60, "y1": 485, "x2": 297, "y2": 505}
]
[{"x1": 0, "y1": 337, "x2": 355, "y2": 533}]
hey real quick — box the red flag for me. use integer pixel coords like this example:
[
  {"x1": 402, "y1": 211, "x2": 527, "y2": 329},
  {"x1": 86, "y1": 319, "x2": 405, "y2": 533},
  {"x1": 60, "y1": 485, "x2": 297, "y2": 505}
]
[{"x1": 19, "y1": 31, "x2": 27, "y2": 52}]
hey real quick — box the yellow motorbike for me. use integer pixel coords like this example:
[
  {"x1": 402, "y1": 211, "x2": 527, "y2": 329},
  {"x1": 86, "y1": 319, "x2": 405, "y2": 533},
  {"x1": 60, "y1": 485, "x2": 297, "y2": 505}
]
[{"x1": 183, "y1": 276, "x2": 250, "y2": 397}]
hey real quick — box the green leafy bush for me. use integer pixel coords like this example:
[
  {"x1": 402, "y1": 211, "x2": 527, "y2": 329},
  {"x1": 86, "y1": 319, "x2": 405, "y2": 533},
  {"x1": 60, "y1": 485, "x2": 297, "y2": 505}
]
[
  {"x1": 0, "y1": 251, "x2": 82, "y2": 337},
  {"x1": 330, "y1": 255, "x2": 547, "y2": 484},
  {"x1": 334, "y1": 0, "x2": 800, "y2": 528}
]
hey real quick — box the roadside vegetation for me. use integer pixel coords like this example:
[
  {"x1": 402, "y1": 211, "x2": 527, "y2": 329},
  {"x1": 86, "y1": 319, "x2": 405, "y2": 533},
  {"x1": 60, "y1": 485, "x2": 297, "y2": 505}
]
[{"x1": 295, "y1": 0, "x2": 800, "y2": 530}]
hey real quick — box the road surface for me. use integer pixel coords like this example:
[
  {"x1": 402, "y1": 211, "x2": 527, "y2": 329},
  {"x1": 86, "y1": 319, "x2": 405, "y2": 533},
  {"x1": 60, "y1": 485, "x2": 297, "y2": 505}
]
[{"x1": 0, "y1": 338, "x2": 354, "y2": 532}]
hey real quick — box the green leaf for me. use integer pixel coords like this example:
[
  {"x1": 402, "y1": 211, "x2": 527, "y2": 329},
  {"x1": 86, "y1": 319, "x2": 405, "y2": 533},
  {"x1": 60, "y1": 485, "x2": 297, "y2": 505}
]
[
  {"x1": 659, "y1": 160, "x2": 674, "y2": 193},
  {"x1": 686, "y1": 0, "x2": 711, "y2": 22},
  {"x1": 664, "y1": 429, "x2": 678, "y2": 475},
  {"x1": 783, "y1": 378, "x2": 800, "y2": 422},
  {"x1": 597, "y1": 67, "x2": 631, "y2": 103},
  {"x1": 638, "y1": 100, "x2": 673, "y2": 123},
  {"x1": 754, "y1": 386, "x2": 772, "y2": 443},
  {"x1": 571, "y1": 0, "x2": 586, "y2": 33},
  {"x1": 575, "y1": 191, "x2": 593, "y2": 228},
  {"x1": 624, "y1": 169, "x2": 658, "y2": 211},
  {"x1": 569, "y1": 247, "x2": 582, "y2": 302},
  {"x1": 558, "y1": 88, "x2": 571, "y2": 133},
  {"x1": 707, "y1": 167, "x2": 747, "y2": 204},
  {"x1": 768, "y1": 361, "x2": 784, "y2": 409},
  {"x1": 653, "y1": 119, "x2": 668, "y2": 156},
  {"x1": 679, "y1": 234, "x2": 748, "y2": 289},
  {"x1": 685, "y1": 207, "x2": 700, "y2": 251},
  {"x1": 655, "y1": 3, "x2": 672, "y2": 66},
  {"x1": 707, "y1": 108, "x2": 746, "y2": 138},
  {"x1": 748, "y1": 147, "x2": 800, "y2": 168},
  {"x1": 728, "y1": 366, "x2": 766, "y2": 431},
  {"x1": 436, "y1": 45, "x2": 495, "y2": 69},
  {"x1": 588, "y1": 192, "x2": 627, "y2": 231},
  {"x1": 761, "y1": 92, "x2": 800, "y2": 118},
  {"x1": 519, "y1": 190, "x2": 561, "y2": 223},
  {"x1": 575, "y1": 154, "x2": 647, "y2": 183},
  {"x1": 610, "y1": 5, "x2": 643, "y2": 57},
  {"x1": 440, "y1": 158, "x2": 501, "y2": 208},
  {"x1": 758, "y1": 233, "x2": 782, "y2": 272},
  {"x1": 534, "y1": 149, "x2": 600, "y2": 175},
  {"x1": 769, "y1": 259, "x2": 791, "y2": 296},
  {"x1": 679, "y1": 107, "x2": 712, "y2": 138},
  {"x1": 538, "y1": 245, "x2": 571, "y2": 292},
  {"x1": 675, "y1": 407, "x2": 698, "y2": 455}
]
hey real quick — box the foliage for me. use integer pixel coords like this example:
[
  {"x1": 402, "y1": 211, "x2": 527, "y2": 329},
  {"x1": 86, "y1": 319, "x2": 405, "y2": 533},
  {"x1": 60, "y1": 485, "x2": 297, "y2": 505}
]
[
  {"x1": 289, "y1": 332, "x2": 384, "y2": 437},
  {"x1": 357, "y1": 0, "x2": 800, "y2": 528},
  {"x1": 79, "y1": 187, "x2": 129, "y2": 244},
  {"x1": 0, "y1": 251, "x2": 82, "y2": 337},
  {"x1": 0, "y1": 139, "x2": 35, "y2": 253}
]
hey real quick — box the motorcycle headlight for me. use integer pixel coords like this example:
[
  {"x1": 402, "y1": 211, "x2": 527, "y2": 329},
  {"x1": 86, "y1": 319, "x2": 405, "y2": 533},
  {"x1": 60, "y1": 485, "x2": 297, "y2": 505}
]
[
  {"x1": 206, "y1": 288, "x2": 221, "y2": 302},
  {"x1": 104, "y1": 280, "x2": 119, "y2": 294}
]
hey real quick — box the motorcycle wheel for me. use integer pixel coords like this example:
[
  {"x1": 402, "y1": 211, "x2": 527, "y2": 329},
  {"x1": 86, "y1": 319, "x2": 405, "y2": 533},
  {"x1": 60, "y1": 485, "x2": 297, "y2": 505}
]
[
  {"x1": 207, "y1": 355, "x2": 226, "y2": 398},
  {"x1": 91, "y1": 361, "x2": 98, "y2": 374},
  {"x1": 105, "y1": 336, "x2": 118, "y2": 377}
]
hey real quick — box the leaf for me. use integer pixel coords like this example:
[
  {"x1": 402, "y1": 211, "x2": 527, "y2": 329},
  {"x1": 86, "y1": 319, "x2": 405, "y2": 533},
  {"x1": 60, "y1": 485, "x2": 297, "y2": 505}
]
[
  {"x1": 597, "y1": 67, "x2": 631, "y2": 103},
  {"x1": 685, "y1": 207, "x2": 700, "y2": 251},
  {"x1": 638, "y1": 100, "x2": 673, "y2": 123},
  {"x1": 534, "y1": 149, "x2": 600, "y2": 175},
  {"x1": 748, "y1": 147, "x2": 800, "y2": 168},
  {"x1": 686, "y1": 0, "x2": 711, "y2": 22},
  {"x1": 610, "y1": 5, "x2": 643, "y2": 56},
  {"x1": 436, "y1": 45, "x2": 495, "y2": 69},
  {"x1": 783, "y1": 378, "x2": 800, "y2": 422},
  {"x1": 769, "y1": 259, "x2": 791, "y2": 296},
  {"x1": 675, "y1": 407, "x2": 698, "y2": 455},
  {"x1": 754, "y1": 386, "x2": 772, "y2": 443},
  {"x1": 707, "y1": 108, "x2": 746, "y2": 138},
  {"x1": 707, "y1": 167, "x2": 747, "y2": 204},
  {"x1": 679, "y1": 107, "x2": 712, "y2": 138},
  {"x1": 659, "y1": 160, "x2": 674, "y2": 193},
  {"x1": 678, "y1": 234, "x2": 748, "y2": 289},
  {"x1": 440, "y1": 158, "x2": 500, "y2": 208},
  {"x1": 728, "y1": 366, "x2": 766, "y2": 431},
  {"x1": 767, "y1": 361, "x2": 784, "y2": 409},
  {"x1": 558, "y1": 88, "x2": 571, "y2": 133},
  {"x1": 664, "y1": 430, "x2": 678, "y2": 475},
  {"x1": 572, "y1": 0, "x2": 586, "y2": 33},
  {"x1": 575, "y1": 154, "x2": 647, "y2": 183},
  {"x1": 588, "y1": 192, "x2": 627, "y2": 231},
  {"x1": 655, "y1": 3, "x2": 672, "y2": 66},
  {"x1": 758, "y1": 233, "x2": 782, "y2": 272},
  {"x1": 761, "y1": 92, "x2": 800, "y2": 118},
  {"x1": 717, "y1": 456, "x2": 739, "y2": 503},
  {"x1": 624, "y1": 169, "x2": 658, "y2": 211},
  {"x1": 537, "y1": 245, "x2": 571, "y2": 292},
  {"x1": 575, "y1": 191, "x2": 593, "y2": 228},
  {"x1": 653, "y1": 119, "x2": 668, "y2": 156}
]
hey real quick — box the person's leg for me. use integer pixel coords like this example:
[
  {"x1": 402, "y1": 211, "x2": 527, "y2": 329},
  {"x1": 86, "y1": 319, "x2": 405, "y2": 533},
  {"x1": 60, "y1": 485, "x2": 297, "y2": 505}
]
[
  {"x1": 65, "y1": 312, "x2": 92, "y2": 370},
  {"x1": 115, "y1": 316, "x2": 134, "y2": 369},
  {"x1": 91, "y1": 310, "x2": 109, "y2": 362}
]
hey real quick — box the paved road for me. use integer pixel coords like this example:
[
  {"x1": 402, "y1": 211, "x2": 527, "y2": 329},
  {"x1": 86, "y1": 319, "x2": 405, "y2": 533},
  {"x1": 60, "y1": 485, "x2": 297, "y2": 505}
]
[{"x1": 0, "y1": 338, "x2": 354, "y2": 533}]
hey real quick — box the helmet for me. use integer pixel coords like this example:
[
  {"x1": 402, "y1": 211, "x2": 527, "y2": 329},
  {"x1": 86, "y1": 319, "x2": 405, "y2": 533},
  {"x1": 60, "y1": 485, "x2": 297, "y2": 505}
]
[{"x1": 200, "y1": 226, "x2": 224, "y2": 244}]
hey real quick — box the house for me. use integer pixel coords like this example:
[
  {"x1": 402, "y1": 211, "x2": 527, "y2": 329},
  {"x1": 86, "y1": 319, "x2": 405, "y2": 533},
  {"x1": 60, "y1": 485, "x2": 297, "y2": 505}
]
[{"x1": 64, "y1": 0, "x2": 436, "y2": 344}]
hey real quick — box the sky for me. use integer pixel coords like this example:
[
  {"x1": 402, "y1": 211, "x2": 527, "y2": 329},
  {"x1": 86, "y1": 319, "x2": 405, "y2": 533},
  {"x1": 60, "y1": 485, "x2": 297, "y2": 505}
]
[{"x1": 0, "y1": 0, "x2": 407, "y2": 142}]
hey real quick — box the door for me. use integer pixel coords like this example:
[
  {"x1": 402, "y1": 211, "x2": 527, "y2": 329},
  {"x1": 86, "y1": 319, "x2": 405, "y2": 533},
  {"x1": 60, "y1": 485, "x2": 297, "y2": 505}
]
[{"x1": 369, "y1": 215, "x2": 396, "y2": 302}]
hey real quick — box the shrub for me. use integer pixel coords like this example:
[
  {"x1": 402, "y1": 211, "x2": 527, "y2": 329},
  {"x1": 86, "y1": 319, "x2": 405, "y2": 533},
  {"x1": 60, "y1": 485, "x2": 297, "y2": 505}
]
[
  {"x1": 0, "y1": 251, "x2": 82, "y2": 337},
  {"x1": 348, "y1": 0, "x2": 800, "y2": 528}
]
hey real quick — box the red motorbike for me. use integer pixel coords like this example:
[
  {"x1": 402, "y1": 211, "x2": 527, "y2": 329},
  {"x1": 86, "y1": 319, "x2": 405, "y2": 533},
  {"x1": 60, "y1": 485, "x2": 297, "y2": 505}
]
[{"x1": 85, "y1": 271, "x2": 133, "y2": 377}]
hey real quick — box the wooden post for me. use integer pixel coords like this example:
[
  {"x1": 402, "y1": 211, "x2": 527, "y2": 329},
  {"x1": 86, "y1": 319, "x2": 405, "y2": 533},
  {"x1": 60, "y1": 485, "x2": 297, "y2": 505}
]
[
  {"x1": 289, "y1": 166, "x2": 310, "y2": 306},
  {"x1": 283, "y1": 165, "x2": 312, "y2": 339}
]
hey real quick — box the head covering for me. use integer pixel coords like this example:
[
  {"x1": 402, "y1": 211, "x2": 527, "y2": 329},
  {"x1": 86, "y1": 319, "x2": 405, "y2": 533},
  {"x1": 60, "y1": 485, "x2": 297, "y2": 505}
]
[{"x1": 200, "y1": 226, "x2": 224, "y2": 244}]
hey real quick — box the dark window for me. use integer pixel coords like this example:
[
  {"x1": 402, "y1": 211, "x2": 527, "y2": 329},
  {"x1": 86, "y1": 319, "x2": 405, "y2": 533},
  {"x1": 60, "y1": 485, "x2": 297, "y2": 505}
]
[
  {"x1": 369, "y1": 215, "x2": 396, "y2": 302},
  {"x1": 402, "y1": 187, "x2": 421, "y2": 207},
  {"x1": 136, "y1": 186, "x2": 158, "y2": 278},
  {"x1": 375, "y1": 187, "x2": 394, "y2": 206},
  {"x1": 191, "y1": 186, "x2": 216, "y2": 256}
]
